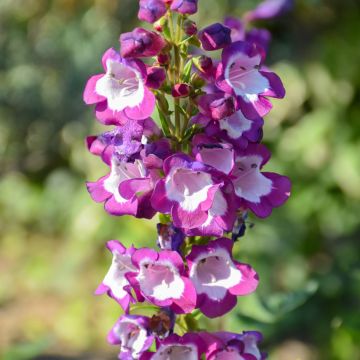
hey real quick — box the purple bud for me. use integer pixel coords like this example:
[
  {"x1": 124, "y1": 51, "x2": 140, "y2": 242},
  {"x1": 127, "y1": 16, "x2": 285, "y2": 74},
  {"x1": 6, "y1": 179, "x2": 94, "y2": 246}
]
[
  {"x1": 183, "y1": 19, "x2": 198, "y2": 36},
  {"x1": 199, "y1": 23, "x2": 232, "y2": 51},
  {"x1": 157, "y1": 223, "x2": 185, "y2": 252},
  {"x1": 224, "y1": 16, "x2": 245, "y2": 42},
  {"x1": 146, "y1": 66, "x2": 166, "y2": 89},
  {"x1": 172, "y1": 83, "x2": 191, "y2": 98},
  {"x1": 170, "y1": 0, "x2": 198, "y2": 15},
  {"x1": 197, "y1": 55, "x2": 213, "y2": 73},
  {"x1": 138, "y1": 0, "x2": 167, "y2": 24},
  {"x1": 120, "y1": 28, "x2": 166, "y2": 58},
  {"x1": 198, "y1": 93, "x2": 236, "y2": 121},
  {"x1": 246, "y1": 28, "x2": 272, "y2": 54},
  {"x1": 157, "y1": 53, "x2": 171, "y2": 65}
]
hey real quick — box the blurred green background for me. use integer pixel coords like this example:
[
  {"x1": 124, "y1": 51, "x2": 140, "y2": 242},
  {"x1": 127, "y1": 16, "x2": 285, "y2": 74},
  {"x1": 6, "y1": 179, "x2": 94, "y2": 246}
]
[{"x1": 0, "y1": 0, "x2": 359, "y2": 359}]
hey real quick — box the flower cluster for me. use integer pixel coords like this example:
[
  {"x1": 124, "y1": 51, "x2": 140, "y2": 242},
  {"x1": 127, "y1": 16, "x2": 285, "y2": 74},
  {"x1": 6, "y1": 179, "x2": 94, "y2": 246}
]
[{"x1": 84, "y1": 0, "x2": 292, "y2": 358}]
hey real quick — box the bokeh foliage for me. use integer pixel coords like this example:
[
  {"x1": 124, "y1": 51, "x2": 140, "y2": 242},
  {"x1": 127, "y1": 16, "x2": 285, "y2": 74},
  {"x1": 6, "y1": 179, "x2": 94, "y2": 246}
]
[{"x1": 0, "y1": 0, "x2": 359, "y2": 359}]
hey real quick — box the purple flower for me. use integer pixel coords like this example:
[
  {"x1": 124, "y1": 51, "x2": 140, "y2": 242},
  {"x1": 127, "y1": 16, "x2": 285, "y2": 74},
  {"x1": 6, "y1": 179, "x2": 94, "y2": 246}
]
[
  {"x1": 186, "y1": 238, "x2": 259, "y2": 318},
  {"x1": 216, "y1": 41, "x2": 285, "y2": 119},
  {"x1": 95, "y1": 241, "x2": 136, "y2": 312},
  {"x1": 170, "y1": 0, "x2": 198, "y2": 15},
  {"x1": 199, "y1": 23, "x2": 232, "y2": 51},
  {"x1": 138, "y1": 0, "x2": 167, "y2": 23},
  {"x1": 192, "y1": 134, "x2": 235, "y2": 175},
  {"x1": 127, "y1": 248, "x2": 197, "y2": 314},
  {"x1": 232, "y1": 143, "x2": 291, "y2": 218},
  {"x1": 87, "y1": 157, "x2": 157, "y2": 218},
  {"x1": 157, "y1": 223, "x2": 185, "y2": 252},
  {"x1": 151, "y1": 154, "x2": 233, "y2": 232},
  {"x1": 246, "y1": 28, "x2": 272, "y2": 55},
  {"x1": 194, "y1": 109, "x2": 264, "y2": 149},
  {"x1": 86, "y1": 119, "x2": 153, "y2": 163},
  {"x1": 108, "y1": 315, "x2": 154, "y2": 359},
  {"x1": 224, "y1": 17, "x2": 272, "y2": 53},
  {"x1": 120, "y1": 28, "x2": 166, "y2": 58},
  {"x1": 146, "y1": 66, "x2": 166, "y2": 89},
  {"x1": 198, "y1": 93, "x2": 236, "y2": 121},
  {"x1": 143, "y1": 333, "x2": 205, "y2": 359},
  {"x1": 83, "y1": 48, "x2": 155, "y2": 125},
  {"x1": 245, "y1": 0, "x2": 294, "y2": 22},
  {"x1": 172, "y1": 83, "x2": 191, "y2": 98},
  {"x1": 203, "y1": 331, "x2": 267, "y2": 360},
  {"x1": 224, "y1": 17, "x2": 245, "y2": 42}
]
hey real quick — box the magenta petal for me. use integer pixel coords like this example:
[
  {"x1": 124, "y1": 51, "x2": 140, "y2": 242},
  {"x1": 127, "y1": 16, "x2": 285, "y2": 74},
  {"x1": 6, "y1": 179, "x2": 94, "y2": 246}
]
[
  {"x1": 119, "y1": 178, "x2": 152, "y2": 200},
  {"x1": 260, "y1": 71, "x2": 285, "y2": 99},
  {"x1": 200, "y1": 291, "x2": 237, "y2": 318},
  {"x1": 95, "y1": 102, "x2": 129, "y2": 126},
  {"x1": 87, "y1": 177, "x2": 111, "y2": 203},
  {"x1": 83, "y1": 74, "x2": 106, "y2": 104},
  {"x1": 131, "y1": 248, "x2": 158, "y2": 268},
  {"x1": 171, "y1": 277, "x2": 197, "y2": 314},
  {"x1": 158, "y1": 251, "x2": 185, "y2": 272},
  {"x1": 151, "y1": 179, "x2": 172, "y2": 214},
  {"x1": 125, "y1": 88, "x2": 156, "y2": 120},
  {"x1": 230, "y1": 263, "x2": 259, "y2": 296},
  {"x1": 172, "y1": 203, "x2": 208, "y2": 229},
  {"x1": 104, "y1": 196, "x2": 138, "y2": 216}
]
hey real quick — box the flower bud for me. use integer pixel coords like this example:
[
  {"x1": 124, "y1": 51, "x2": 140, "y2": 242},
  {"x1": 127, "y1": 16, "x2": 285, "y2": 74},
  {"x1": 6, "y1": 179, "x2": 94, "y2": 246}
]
[
  {"x1": 138, "y1": 0, "x2": 167, "y2": 24},
  {"x1": 146, "y1": 66, "x2": 166, "y2": 89},
  {"x1": 172, "y1": 83, "x2": 191, "y2": 98},
  {"x1": 170, "y1": 0, "x2": 198, "y2": 15},
  {"x1": 190, "y1": 73, "x2": 206, "y2": 88},
  {"x1": 120, "y1": 28, "x2": 166, "y2": 58},
  {"x1": 198, "y1": 93, "x2": 236, "y2": 120},
  {"x1": 183, "y1": 19, "x2": 198, "y2": 36},
  {"x1": 157, "y1": 53, "x2": 171, "y2": 65},
  {"x1": 199, "y1": 23, "x2": 232, "y2": 51},
  {"x1": 194, "y1": 55, "x2": 213, "y2": 73}
]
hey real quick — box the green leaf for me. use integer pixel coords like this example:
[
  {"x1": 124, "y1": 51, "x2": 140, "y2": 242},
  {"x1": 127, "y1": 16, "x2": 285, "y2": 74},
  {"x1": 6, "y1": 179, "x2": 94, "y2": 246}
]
[
  {"x1": 157, "y1": 105, "x2": 171, "y2": 137},
  {"x1": 181, "y1": 59, "x2": 193, "y2": 83},
  {"x1": 183, "y1": 124, "x2": 202, "y2": 141},
  {"x1": 175, "y1": 104, "x2": 188, "y2": 118}
]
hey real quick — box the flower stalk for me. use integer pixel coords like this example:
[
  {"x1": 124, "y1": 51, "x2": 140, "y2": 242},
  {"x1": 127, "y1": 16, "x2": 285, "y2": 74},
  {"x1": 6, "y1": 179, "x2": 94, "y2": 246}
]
[{"x1": 83, "y1": 0, "x2": 293, "y2": 358}]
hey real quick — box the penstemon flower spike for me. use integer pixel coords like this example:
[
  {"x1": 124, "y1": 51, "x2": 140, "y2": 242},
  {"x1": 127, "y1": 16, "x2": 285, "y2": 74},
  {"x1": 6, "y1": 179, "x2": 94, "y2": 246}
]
[{"x1": 84, "y1": 0, "x2": 293, "y2": 358}]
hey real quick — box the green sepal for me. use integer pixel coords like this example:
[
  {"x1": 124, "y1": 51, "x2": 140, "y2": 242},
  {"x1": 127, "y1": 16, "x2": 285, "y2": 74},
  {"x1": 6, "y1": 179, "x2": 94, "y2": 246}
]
[
  {"x1": 159, "y1": 213, "x2": 171, "y2": 224},
  {"x1": 157, "y1": 105, "x2": 171, "y2": 137},
  {"x1": 181, "y1": 59, "x2": 193, "y2": 83}
]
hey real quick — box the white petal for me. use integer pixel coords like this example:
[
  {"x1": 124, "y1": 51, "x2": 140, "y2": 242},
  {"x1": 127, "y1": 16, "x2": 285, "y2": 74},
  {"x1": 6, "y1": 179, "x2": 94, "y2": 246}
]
[
  {"x1": 103, "y1": 252, "x2": 136, "y2": 300},
  {"x1": 95, "y1": 59, "x2": 145, "y2": 111},
  {"x1": 190, "y1": 248, "x2": 241, "y2": 301},
  {"x1": 137, "y1": 259, "x2": 184, "y2": 301}
]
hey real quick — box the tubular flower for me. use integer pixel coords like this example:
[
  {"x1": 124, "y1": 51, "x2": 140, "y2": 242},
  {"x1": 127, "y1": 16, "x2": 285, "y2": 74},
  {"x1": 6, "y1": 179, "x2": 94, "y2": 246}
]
[
  {"x1": 83, "y1": 48, "x2": 155, "y2": 125},
  {"x1": 203, "y1": 331, "x2": 267, "y2": 360},
  {"x1": 108, "y1": 315, "x2": 154, "y2": 359},
  {"x1": 187, "y1": 238, "x2": 259, "y2": 318},
  {"x1": 143, "y1": 333, "x2": 205, "y2": 359},
  {"x1": 216, "y1": 41, "x2": 285, "y2": 118},
  {"x1": 151, "y1": 154, "x2": 233, "y2": 232},
  {"x1": 138, "y1": 0, "x2": 167, "y2": 23},
  {"x1": 170, "y1": 0, "x2": 198, "y2": 15},
  {"x1": 95, "y1": 241, "x2": 136, "y2": 312},
  {"x1": 127, "y1": 248, "x2": 197, "y2": 314},
  {"x1": 120, "y1": 28, "x2": 166, "y2": 58}
]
